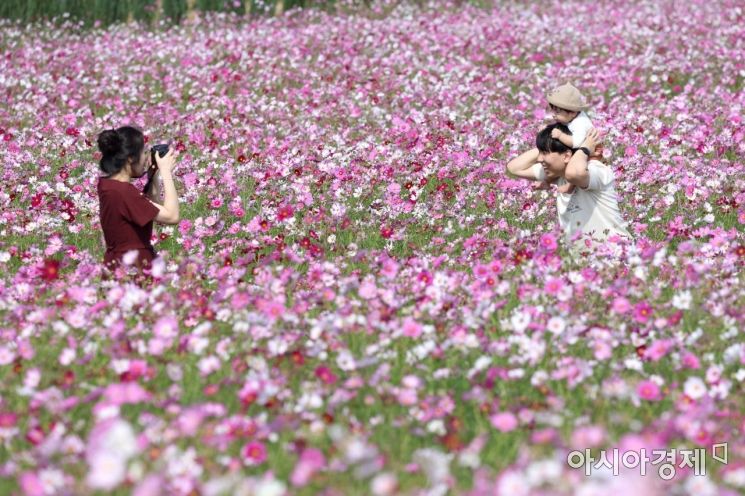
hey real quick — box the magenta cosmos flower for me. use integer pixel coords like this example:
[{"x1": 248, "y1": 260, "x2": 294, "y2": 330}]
[{"x1": 636, "y1": 380, "x2": 662, "y2": 401}]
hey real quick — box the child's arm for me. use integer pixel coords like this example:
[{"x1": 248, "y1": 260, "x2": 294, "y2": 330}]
[{"x1": 551, "y1": 128, "x2": 575, "y2": 148}]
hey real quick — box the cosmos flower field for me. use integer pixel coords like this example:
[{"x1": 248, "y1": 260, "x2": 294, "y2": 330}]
[{"x1": 1, "y1": 0, "x2": 744, "y2": 494}]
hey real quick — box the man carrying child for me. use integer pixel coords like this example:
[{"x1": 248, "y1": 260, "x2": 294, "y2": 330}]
[{"x1": 506, "y1": 122, "x2": 631, "y2": 253}]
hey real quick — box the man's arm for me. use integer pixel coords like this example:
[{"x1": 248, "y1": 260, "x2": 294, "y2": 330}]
[
  {"x1": 506, "y1": 147, "x2": 540, "y2": 180},
  {"x1": 565, "y1": 128, "x2": 599, "y2": 188}
]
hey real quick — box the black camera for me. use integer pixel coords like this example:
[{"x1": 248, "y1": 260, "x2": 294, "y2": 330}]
[{"x1": 150, "y1": 144, "x2": 169, "y2": 166}]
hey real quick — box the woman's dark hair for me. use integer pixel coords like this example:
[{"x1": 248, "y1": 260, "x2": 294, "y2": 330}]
[
  {"x1": 536, "y1": 123, "x2": 573, "y2": 154},
  {"x1": 97, "y1": 126, "x2": 144, "y2": 175}
]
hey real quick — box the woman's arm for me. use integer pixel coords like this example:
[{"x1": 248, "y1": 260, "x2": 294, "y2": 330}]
[
  {"x1": 144, "y1": 166, "x2": 161, "y2": 202},
  {"x1": 506, "y1": 147, "x2": 540, "y2": 180},
  {"x1": 148, "y1": 149, "x2": 180, "y2": 224}
]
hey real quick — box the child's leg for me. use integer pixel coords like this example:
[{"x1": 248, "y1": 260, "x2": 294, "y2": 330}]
[{"x1": 557, "y1": 183, "x2": 575, "y2": 194}]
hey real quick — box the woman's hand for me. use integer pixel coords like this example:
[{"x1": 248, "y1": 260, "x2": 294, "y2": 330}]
[{"x1": 154, "y1": 148, "x2": 176, "y2": 176}]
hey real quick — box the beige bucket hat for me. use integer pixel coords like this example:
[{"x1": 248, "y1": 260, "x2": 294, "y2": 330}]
[{"x1": 547, "y1": 83, "x2": 589, "y2": 112}]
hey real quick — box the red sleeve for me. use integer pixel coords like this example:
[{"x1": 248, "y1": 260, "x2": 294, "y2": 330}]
[{"x1": 121, "y1": 184, "x2": 160, "y2": 227}]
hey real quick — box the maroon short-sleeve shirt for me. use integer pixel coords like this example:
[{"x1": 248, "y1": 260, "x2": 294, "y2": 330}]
[{"x1": 98, "y1": 177, "x2": 160, "y2": 269}]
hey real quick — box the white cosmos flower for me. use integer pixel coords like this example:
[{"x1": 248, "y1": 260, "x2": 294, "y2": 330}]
[
  {"x1": 86, "y1": 451, "x2": 127, "y2": 490},
  {"x1": 683, "y1": 377, "x2": 707, "y2": 400},
  {"x1": 510, "y1": 310, "x2": 531, "y2": 333},
  {"x1": 370, "y1": 472, "x2": 398, "y2": 496},
  {"x1": 497, "y1": 471, "x2": 530, "y2": 496},
  {"x1": 122, "y1": 249, "x2": 139, "y2": 266},
  {"x1": 546, "y1": 316, "x2": 566, "y2": 335},
  {"x1": 684, "y1": 474, "x2": 718, "y2": 496},
  {"x1": 412, "y1": 448, "x2": 453, "y2": 486},
  {"x1": 672, "y1": 290, "x2": 692, "y2": 310}
]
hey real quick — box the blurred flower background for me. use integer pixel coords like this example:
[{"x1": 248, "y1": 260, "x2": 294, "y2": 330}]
[{"x1": 0, "y1": 0, "x2": 744, "y2": 494}]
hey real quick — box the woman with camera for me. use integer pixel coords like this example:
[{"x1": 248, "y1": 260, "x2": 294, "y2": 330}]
[{"x1": 96, "y1": 126, "x2": 180, "y2": 271}]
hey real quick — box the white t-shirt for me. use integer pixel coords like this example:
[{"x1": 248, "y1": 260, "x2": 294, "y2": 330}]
[
  {"x1": 568, "y1": 111, "x2": 593, "y2": 148},
  {"x1": 532, "y1": 160, "x2": 631, "y2": 246}
]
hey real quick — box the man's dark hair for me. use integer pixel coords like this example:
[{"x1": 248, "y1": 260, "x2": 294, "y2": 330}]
[{"x1": 536, "y1": 123, "x2": 572, "y2": 154}]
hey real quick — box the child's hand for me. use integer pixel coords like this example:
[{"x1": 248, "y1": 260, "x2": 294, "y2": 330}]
[
  {"x1": 551, "y1": 129, "x2": 563, "y2": 139},
  {"x1": 581, "y1": 128, "x2": 601, "y2": 154},
  {"x1": 533, "y1": 181, "x2": 551, "y2": 191}
]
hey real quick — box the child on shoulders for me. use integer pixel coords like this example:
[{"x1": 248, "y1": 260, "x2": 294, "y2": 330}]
[{"x1": 535, "y1": 83, "x2": 604, "y2": 194}]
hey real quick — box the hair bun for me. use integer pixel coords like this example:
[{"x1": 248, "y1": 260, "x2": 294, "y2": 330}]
[{"x1": 97, "y1": 129, "x2": 123, "y2": 156}]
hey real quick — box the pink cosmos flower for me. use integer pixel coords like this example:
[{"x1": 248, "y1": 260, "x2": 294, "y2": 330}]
[
  {"x1": 571, "y1": 425, "x2": 606, "y2": 448},
  {"x1": 258, "y1": 298, "x2": 285, "y2": 320},
  {"x1": 539, "y1": 233, "x2": 558, "y2": 252},
  {"x1": 358, "y1": 277, "x2": 378, "y2": 299},
  {"x1": 315, "y1": 366, "x2": 337, "y2": 385},
  {"x1": 231, "y1": 291, "x2": 251, "y2": 310},
  {"x1": 633, "y1": 302, "x2": 653, "y2": 323},
  {"x1": 133, "y1": 475, "x2": 164, "y2": 496},
  {"x1": 593, "y1": 340, "x2": 612, "y2": 360},
  {"x1": 103, "y1": 382, "x2": 151, "y2": 405},
  {"x1": 543, "y1": 277, "x2": 564, "y2": 295},
  {"x1": 153, "y1": 315, "x2": 178, "y2": 339},
  {"x1": 147, "y1": 338, "x2": 167, "y2": 356},
  {"x1": 396, "y1": 388, "x2": 418, "y2": 406},
  {"x1": 0, "y1": 411, "x2": 17, "y2": 428},
  {"x1": 417, "y1": 270, "x2": 433, "y2": 286},
  {"x1": 490, "y1": 412, "x2": 518, "y2": 432},
  {"x1": 489, "y1": 259, "x2": 503, "y2": 274},
  {"x1": 644, "y1": 340, "x2": 673, "y2": 361},
  {"x1": 19, "y1": 472, "x2": 45, "y2": 496},
  {"x1": 178, "y1": 218, "x2": 193, "y2": 235},
  {"x1": 473, "y1": 263, "x2": 490, "y2": 279},
  {"x1": 277, "y1": 204, "x2": 294, "y2": 221},
  {"x1": 612, "y1": 296, "x2": 631, "y2": 313},
  {"x1": 242, "y1": 441, "x2": 268, "y2": 465},
  {"x1": 402, "y1": 317, "x2": 423, "y2": 338},
  {"x1": 291, "y1": 448, "x2": 326, "y2": 486},
  {"x1": 530, "y1": 428, "x2": 557, "y2": 444},
  {"x1": 121, "y1": 360, "x2": 148, "y2": 381},
  {"x1": 681, "y1": 352, "x2": 701, "y2": 369},
  {"x1": 177, "y1": 408, "x2": 206, "y2": 436},
  {"x1": 636, "y1": 380, "x2": 662, "y2": 401},
  {"x1": 381, "y1": 258, "x2": 399, "y2": 278}
]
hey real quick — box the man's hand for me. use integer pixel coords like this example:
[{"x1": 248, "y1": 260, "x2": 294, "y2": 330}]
[
  {"x1": 506, "y1": 147, "x2": 541, "y2": 180},
  {"x1": 581, "y1": 128, "x2": 600, "y2": 154}
]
